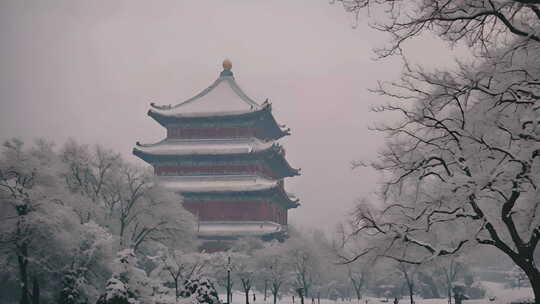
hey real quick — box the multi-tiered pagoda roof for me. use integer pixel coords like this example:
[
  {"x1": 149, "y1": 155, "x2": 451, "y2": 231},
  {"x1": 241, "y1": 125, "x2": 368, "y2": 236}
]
[{"x1": 133, "y1": 60, "x2": 299, "y2": 243}]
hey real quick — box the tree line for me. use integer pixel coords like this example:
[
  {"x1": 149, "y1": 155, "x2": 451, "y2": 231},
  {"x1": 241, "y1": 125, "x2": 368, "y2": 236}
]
[
  {"x1": 0, "y1": 138, "x2": 195, "y2": 304},
  {"x1": 0, "y1": 137, "x2": 490, "y2": 304}
]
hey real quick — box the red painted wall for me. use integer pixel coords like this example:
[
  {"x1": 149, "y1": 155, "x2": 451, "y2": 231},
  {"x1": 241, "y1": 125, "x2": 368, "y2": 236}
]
[
  {"x1": 168, "y1": 127, "x2": 256, "y2": 139},
  {"x1": 167, "y1": 126, "x2": 270, "y2": 140},
  {"x1": 155, "y1": 163, "x2": 278, "y2": 179},
  {"x1": 183, "y1": 200, "x2": 287, "y2": 224}
]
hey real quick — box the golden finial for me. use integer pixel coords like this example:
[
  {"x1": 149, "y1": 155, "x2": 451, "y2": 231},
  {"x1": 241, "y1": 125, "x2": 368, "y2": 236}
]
[{"x1": 223, "y1": 59, "x2": 232, "y2": 70}]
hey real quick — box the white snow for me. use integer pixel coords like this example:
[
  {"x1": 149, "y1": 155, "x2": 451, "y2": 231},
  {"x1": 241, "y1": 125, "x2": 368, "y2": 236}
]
[
  {"x1": 197, "y1": 221, "x2": 283, "y2": 237},
  {"x1": 135, "y1": 138, "x2": 274, "y2": 156},
  {"x1": 150, "y1": 75, "x2": 262, "y2": 117},
  {"x1": 157, "y1": 175, "x2": 279, "y2": 192},
  {"x1": 220, "y1": 282, "x2": 534, "y2": 304}
]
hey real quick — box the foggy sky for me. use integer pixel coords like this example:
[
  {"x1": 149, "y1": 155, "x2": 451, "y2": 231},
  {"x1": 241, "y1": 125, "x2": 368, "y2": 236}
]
[{"x1": 0, "y1": 0, "x2": 460, "y2": 232}]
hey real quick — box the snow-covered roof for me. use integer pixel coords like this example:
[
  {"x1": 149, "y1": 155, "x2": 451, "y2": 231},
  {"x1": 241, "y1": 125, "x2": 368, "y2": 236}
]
[
  {"x1": 149, "y1": 69, "x2": 262, "y2": 118},
  {"x1": 133, "y1": 139, "x2": 300, "y2": 178},
  {"x1": 164, "y1": 175, "x2": 300, "y2": 208},
  {"x1": 197, "y1": 221, "x2": 284, "y2": 237},
  {"x1": 134, "y1": 138, "x2": 274, "y2": 156},
  {"x1": 157, "y1": 175, "x2": 279, "y2": 193},
  {"x1": 145, "y1": 62, "x2": 291, "y2": 140}
]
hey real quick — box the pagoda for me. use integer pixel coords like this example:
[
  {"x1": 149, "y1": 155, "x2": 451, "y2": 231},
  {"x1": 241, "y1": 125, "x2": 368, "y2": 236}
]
[{"x1": 133, "y1": 60, "x2": 300, "y2": 245}]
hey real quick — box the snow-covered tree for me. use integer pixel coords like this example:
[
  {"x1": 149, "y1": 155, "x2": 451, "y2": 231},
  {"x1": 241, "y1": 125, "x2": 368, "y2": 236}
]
[
  {"x1": 349, "y1": 40, "x2": 540, "y2": 299},
  {"x1": 231, "y1": 237, "x2": 264, "y2": 255},
  {"x1": 333, "y1": 0, "x2": 540, "y2": 57},
  {"x1": 55, "y1": 221, "x2": 115, "y2": 304},
  {"x1": 234, "y1": 254, "x2": 256, "y2": 304},
  {"x1": 180, "y1": 277, "x2": 221, "y2": 304},
  {"x1": 58, "y1": 268, "x2": 84, "y2": 304},
  {"x1": 285, "y1": 236, "x2": 321, "y2": 300},
  {"x1": 396, "y1": 261, "x2": 418, "y2": 304},
  {"x1": 332, "y1": 222, "x2": 375, "y2": 302},
  {"x1": 205, "y1": 252, "x2": 228, "y2": 299},
  {"x1": 343, "y1": 262, "x2": 368, "y2": 303},
  {"x1": 333, "y1": 0, "x2": 540, "y2": 302},
  {"x1": 254, "y1": 243, "x2": 292, "y2": 304},
  {"x1": 437, "y1": 257, "x2": 464, "y2": 304},
  {"x1": 61, "y1": 139, "x2": 196, "y2": 253},
  {"x1": 65, "y1": 221, "x2": 115, "y2": 303},
  {"x1": 0, "y1": 138, "x2": 198, "y2": 304},
  {"x1": 97, "y1": 249, "x2": 152, "y2": 304},
  {"x1": 0, "y1": 139, "x2": 102, "y2": 304},
  {"x1": 100, "y1": 162, "x2": 196, "y2": 252},
  {"x1": 60, "y1": 139, "x2": 120, "y2": 211},
  {"x1": 151, "y1": 249, "x2": 211, "y2": 301}
]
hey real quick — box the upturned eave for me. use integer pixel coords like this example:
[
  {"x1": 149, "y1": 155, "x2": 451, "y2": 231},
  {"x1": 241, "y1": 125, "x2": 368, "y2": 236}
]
[{"x1": 132, "y1": 141, "x2": 300, "y2": 178}]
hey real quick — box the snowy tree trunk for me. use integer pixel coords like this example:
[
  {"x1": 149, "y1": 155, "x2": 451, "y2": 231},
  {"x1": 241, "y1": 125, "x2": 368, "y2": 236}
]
[
  {"x1": 297, "y1": 289, "x2": 305, "y2": 304},
  {"x1": 403, "y1": 271, "x2": 414, "y2": 304},
  {"x1": 272, "y1": 285, "x2": 279, "y2": 304},
  {"x1": 17, "y1": 243, "x2": 30, "y2": 304},
  {"x1": 407, "y1": 284, "x2": 414, "y2": 304},
  {"x1": 119, "y1": 219, "x2": 126, "y2": 248},
  {"x1": 349, "y1": 274, "x2": 363, "y2": 303},
  {"x1": 174, "y1": 278, "x2": 179, "y2": 301},
  {"x1": 264, "y1": 280, "x2": 267, "y2": 302},
  {"x1": 31, "y1": 277, "x2": 39, "y2": 304},
  {"x1": 241, "y1": 279, "x2": 251, "y2": 304},
  {"x1": 521, "y1": 263, "x2": 540, "y2": 304},
  {"x1": 499, "y1": 243, "x2": 540, "y2": 304},
  {"x1": 353, "y1": 287, "x2": 361, "y2": 303}
]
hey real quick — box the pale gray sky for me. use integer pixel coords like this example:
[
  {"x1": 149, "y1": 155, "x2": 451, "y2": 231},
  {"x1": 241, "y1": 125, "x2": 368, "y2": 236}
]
[{"x1": 0, "y1": 0, "x2": 460, "y2": 231}]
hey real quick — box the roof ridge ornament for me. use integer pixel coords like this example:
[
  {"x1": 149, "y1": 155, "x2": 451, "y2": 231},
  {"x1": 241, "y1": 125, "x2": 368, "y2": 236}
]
[{"x1": 220, "y1": 58, "x2": 233, "y2": 77}]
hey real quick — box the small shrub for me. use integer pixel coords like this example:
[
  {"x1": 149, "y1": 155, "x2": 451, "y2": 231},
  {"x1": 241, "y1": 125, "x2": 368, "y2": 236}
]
[{"x1": 180, "y1": 277, "x2": 221, "y2": 304}]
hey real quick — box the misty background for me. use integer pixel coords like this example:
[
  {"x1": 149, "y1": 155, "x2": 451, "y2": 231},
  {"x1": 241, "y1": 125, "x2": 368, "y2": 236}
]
[{"x1": 0, "y1": 0, "x2": 462, "y2": 231}]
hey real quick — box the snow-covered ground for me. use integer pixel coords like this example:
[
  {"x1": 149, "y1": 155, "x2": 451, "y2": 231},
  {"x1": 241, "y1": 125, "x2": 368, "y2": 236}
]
[
  {"x1": 470, "y1": 282, "x2": 533, "y2": 304},
  {"x1": 222, "y1": 282, "x2": 534, "y2": 304}
]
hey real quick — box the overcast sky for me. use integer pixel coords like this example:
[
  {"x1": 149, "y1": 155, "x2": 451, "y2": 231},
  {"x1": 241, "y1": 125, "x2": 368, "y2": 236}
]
[{"x1": 0, "y1": 0, "x2": 462, "y2": 232}]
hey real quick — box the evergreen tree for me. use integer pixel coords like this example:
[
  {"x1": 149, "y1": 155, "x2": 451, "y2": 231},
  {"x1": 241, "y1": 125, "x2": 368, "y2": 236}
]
[{"x1": 58, "y1": 269, "x2": 83, "y2": 304}]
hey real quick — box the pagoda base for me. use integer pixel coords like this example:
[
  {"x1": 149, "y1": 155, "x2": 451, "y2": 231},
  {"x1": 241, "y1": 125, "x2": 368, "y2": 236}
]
[
  {"x1": 196, "y1": 221, "x2": 287, "y2": 240},
  {"x1": 196, "y1": 221, "x2": 288, "y2": 252}
]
